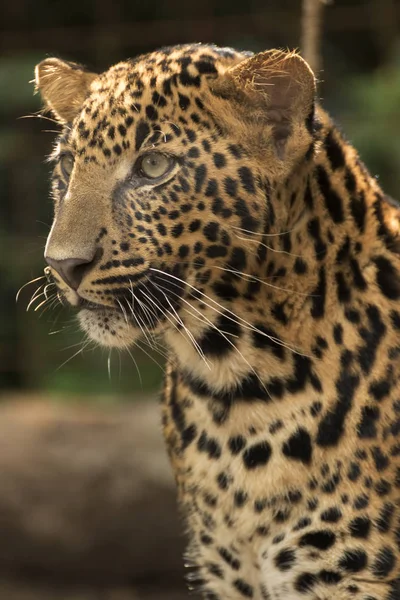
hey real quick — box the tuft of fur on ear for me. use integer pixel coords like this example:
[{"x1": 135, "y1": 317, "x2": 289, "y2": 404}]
[
  {"x1": 35, "y1": 58, "x2": 97, "y2": 123},
  {"x1": 207, "y1": 49, "x2": 316, "y2": 171}
]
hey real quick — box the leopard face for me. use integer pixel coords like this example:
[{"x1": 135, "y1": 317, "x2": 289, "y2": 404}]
[{"x1": 36, "y1": 45, "x2": 315, "y2": 352}]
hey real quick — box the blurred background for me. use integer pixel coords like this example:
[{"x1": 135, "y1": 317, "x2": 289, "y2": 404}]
[{"x1": 0, "y1": 0, "x2": 399, "y2": 598}]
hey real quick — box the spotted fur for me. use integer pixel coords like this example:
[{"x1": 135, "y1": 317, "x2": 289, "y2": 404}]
[{"x1": 35, "y1": 44, "x2": 400, "y2": 600}]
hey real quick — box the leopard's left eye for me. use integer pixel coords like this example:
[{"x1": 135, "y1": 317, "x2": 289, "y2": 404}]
[
  {"x1": 59, "y1": 153, "x2": 74, "y2": 179},
  {"x1": 139, "y1": 152, "x2": 173, "y2": 179}
]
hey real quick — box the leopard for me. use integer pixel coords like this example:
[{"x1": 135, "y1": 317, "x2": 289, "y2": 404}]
[{"x1": 34, "y1": 43, "x2": 400, "y2": 600}]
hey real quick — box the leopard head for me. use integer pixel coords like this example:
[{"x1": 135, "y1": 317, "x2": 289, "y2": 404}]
[{"x1": 35, "y1": 45, "x2": 315, "y2": 351}]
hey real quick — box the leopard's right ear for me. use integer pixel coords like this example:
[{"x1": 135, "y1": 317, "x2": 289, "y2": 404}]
[{"x1": 35, "y1": 58, "x2": 97, "y2": 124}]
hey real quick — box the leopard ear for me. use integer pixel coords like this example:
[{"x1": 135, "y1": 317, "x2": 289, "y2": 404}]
[
  {"x1": 210, "y1": 49, "x2": 316, "y2": 160},
  {"x1": 35, "y1": 58, "x2": 97, "y2": 124}
]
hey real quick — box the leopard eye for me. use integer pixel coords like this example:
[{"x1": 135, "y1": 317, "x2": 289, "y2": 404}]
[
  {"x1": 60, "y1": 153, "x2": 74, "y2": 179},
  {"x1": 139, "y1": 152, "x2": 173, "y2": 179}
]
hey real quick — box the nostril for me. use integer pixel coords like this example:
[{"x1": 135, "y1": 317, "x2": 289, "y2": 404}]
[{"x1": 46, "y1": 256, "x2": 95, "y2": 290}]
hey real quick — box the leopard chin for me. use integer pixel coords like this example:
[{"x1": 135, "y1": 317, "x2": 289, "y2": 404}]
[{"x1": 78, "y1": 307, "x2": 140, "y2": 348}]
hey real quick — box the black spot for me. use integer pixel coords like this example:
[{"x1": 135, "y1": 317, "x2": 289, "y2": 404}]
[
  {"x1": 308, "y1": 217, "x2": 327, "y2": 260},
  {"x1": 189, "y1": 219, "x2": 201, "y2": 233},
  {"x1": 228, "y1": 144, "x2": 242, "y2": 158},
  {"x1": 194, "y1": 164, "x2": 207, "y2": 193},
  {"x1": 349, "y1": 516, "x2": 371, "y2": 539},
  {"x1": 321, "y1": 507, "x2": 342, "y2": 523},
  {"x1": 118, "y1": 124, "x2": 127, "y2": 137},
  {"x1": 353, "y1": 493, "x2": 369, "y2": 510},
  {"x1": 243, "y1": 441, "x2": 272, "y2": 470},
  {"x1": 224, "y1": 176, "x2": 238, "y2": 197},
  {"x1": 207, "y1": 245, "x2": 227, "y2": 258},
  {"x1": 238, "y1": 166, "x2": 256, "y2": 194},
  {"x1": 295, "y1": 572, "x2": 317, "y2": 593},
  {"x1": 228, "y1": 436, "x2": 246, "y2": 455},
  {"x1": 233, "y1": 578, "x2": 254, "y2": 598},
  {"x1": 319, "y1": 570, "x2": 342, "y2": 584},
  {"x1": 388, "y1": 581, "x2": 400, "y2": 600},
  {"x1": 369, "y1": 378, "x2": 391, "y2": 401},
  {"x1": 350, "y1": 189, "x2": 367, "y2": 233},
  {"x1": 372, "y1": 547, "x2": 396, "y2": 578},
  {"x1": 339, "y1": 549, "x2": 367, "y2": 572},
  {"x1": 373, "y1": 256, "x2": 400, "y2": 300},
  {"x1": 212, "y1": 281, "x2": 239, "y2": 300},
  {"x1": 376, "y1": 502, "x2": 395, "y2": 533},
  {"x1": 316, "y1": 165, "x2": 344, "y2": 223},
  {"x1": 203, "y1": 222, "x2": 220, "y2": 242},
  {"x1": 181, "y1": 424, "x2": 197, "y2": 449},
  {"x1": 217, "y1": 472, "x2": 229, "y2": 490},
  {"x1": 325, "y1": 130, "x2": 345, "y2": 170},
  {"x1": 375, "y1": 479, "x2": 391, "y2": 496},
  {"x1": 350, "y1": 258, "x2": 367, "y2": 290},
  {"x1": 347, "y1": 462, "x2": 361, "y2": 482},
  {"x1": 180, "y1": 71, "x2": 201, "y2": 87},
  {"x1": 316, "y1": 370, "x2": 360, "y2": 447},
  {"x1": 197, "y1": 431, "x2": 221, "y2": 459},
  {"x1": 197, "y1": 314, "x2": 241, "y2": 357},
  {"x1": 187, "y1": 146, "x2": 199, "y2": 158},
  {"x1": 171, "y1": 223, "x2": 184, "y2": 238},
  {"x1": 234, "y1": 489, "x2": 248, "y2": 507},
  {"x1": 252, "y1": 324, "x2": 285, "y2": 360},
  {"x1": 275, "y1": 548, "x2": 296, "y2": 571},
  {"x1": 218, "y1": 547, "x2": 240, "y2": 570},
  {"x1": 194, "y1": 59, "x2": 218, "y2": 75},
  {"x1": 371, "y1": 446, "x2": 389, "y2": 471},
  {"x1": 310, "y1": 266, "x2": 326, "y2": 318},
  {"x1": 294, "y1": 257, "x2": 307, "y2": 274},
  {"x1": 178, "y1": 244, "x2": 190, "y2": 259},
  {"x1": 213, "y1": 153, "x2": 226, "y2": 168},
  {"x1": 300, "y1": 530, "x2": 336, "y2": 550},
  {"x1": 178, "y1": 93, "x2": 190, "y2": 110},
  {"x1": 336, "y1": 267, "x2": 352, "y2": 302},
  {"x1": 358, "y1": 405, "x2": 380, "y2": 439},
  {"x1": 205, "y1": 179, "x2": 218, "y2": 197},
  {"x1": 357, "y1": 305, "x2": 386, "y2": 375},
  {"x1": 135, "y1": 120, "x2": 150, "y2": 151},
  {"x1": 229, "y1": 247, "x2": 247, "y2": 272},
  {"x1": 282, "y1": 428, "x2": 312, "y2": 465}
]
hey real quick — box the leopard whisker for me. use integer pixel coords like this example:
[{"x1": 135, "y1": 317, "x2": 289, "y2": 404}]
[
  {"x1": 152, "y1": 280, "x2": 270, "y2": 397},
  {"x1": 56, "y1": 338, "x2": 92, "y2": 372},
  {"x1": 142, "y1": 282, "x2": 211, "y2": 370},
  {"x1": 34, "y1": 295, "x2": 57, "y2": 312},
  {"x1": 127, "y1": 283, "x2": 159, "y2": 350},
  {"x1": 107, "y1": 349, "x2": 112, "y2": 382},
  {"x1": 16, "y1": 275, "x2": 46, "y2": 303},
  {"x1": 130, "y1": 285, "x2": 159, "y2": 330},
  {"x1": 230, "y1": 225, "x2": 297, "y2": 237},
  {"x1": 43, "y1": 283, "x2": 56, "y2": 300},
  {"x1": 123, "y1": 343, "x2": 143, "y2": 386},
  {"x1": 116, "y1": 298, "x2": 129, "y2": 324},
  {"x1": 18, "y1": 112, "x2": 60, "y2": 126},
  {"x1": 26, "y1": 285, "x2": 46, "y2": 311},
  {"x1": 213, "y1": 265, "x2": 311, "y2": 296},
  {"x1": 234, "y1": 233, "x2": 303, "y2": 259},
  {"x1": 151, "y1": 268, "x2": 309, "y2": 357},
  {"x1": 133, "y1": 337, "x2": 167, "y2": 373}
]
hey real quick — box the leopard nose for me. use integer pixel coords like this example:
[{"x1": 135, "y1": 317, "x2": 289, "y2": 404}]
[{"x1": 45, "y1": 256, "x2": 94, "y2": 290}]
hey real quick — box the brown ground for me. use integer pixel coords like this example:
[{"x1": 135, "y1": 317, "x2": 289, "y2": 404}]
[{"x1": 0, "y1": 394, "x2": 189, "y2": 599}]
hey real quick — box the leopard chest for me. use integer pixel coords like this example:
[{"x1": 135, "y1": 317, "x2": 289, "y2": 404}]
[{"x1": 163, "y1": 377, "x2": 329, "y2": 540}]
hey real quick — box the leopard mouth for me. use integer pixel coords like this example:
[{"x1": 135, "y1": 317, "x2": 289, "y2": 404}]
[
  {"x1": 47, "y1": 266, "x2": 187, "y2": 348},
  {"x1": 76, "y1": 273, "x2": 184, "y2": 347}
]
